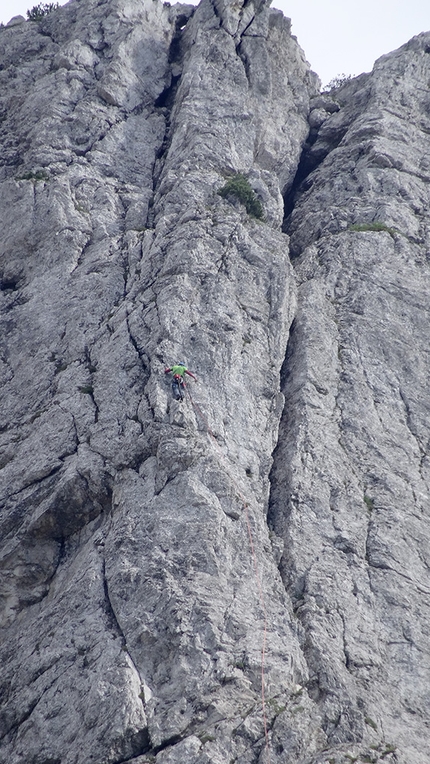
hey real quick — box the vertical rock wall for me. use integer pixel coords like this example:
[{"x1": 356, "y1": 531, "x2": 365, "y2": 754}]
[
  {"x1": 1, "y1": 0, "x2": 429, "y2": 763},
  {"x1": 270, "y1": 31, "x2": 430, "y2": 764},
  {"x1": 0, "y1": 1, "x2": 319, "y2": 762}
]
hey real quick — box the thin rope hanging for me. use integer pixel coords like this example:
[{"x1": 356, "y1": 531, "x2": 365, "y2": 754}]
[{"x1": 183, "y1": 381, "x2": 271, "y2": 762}]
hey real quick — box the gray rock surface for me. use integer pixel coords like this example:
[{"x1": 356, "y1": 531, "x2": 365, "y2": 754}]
[
  {"x1": 0, "y1": 1, "x2": 429, "y2": 763},
  {"x1": 270, "y1": 30, "x2": 430, "y2": 764}
]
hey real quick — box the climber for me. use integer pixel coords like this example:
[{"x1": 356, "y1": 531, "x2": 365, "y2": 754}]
[{"x1": 164, "y1": 362, "x2": 197, "y2": 401}]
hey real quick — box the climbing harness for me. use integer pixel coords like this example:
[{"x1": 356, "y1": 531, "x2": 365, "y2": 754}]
[
  {"x1": 172, "y1": 373, "x2": 185, "y2": 401},
  {"x1": 184, "y1": 380, "x2": 271, "y2": 763}
]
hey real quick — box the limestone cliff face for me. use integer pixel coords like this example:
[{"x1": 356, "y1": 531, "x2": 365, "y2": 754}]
[{"x1": 0, "y1": 1, "x2": 429, "y2": 763}]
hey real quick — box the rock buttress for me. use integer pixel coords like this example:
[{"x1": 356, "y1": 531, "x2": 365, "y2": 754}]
[
  {"x1": 270, "y1": 31, "x2": 430, "y2": 764},
  {"x1": 0, "y1": 0, "x2": 320, "y2": 762}
]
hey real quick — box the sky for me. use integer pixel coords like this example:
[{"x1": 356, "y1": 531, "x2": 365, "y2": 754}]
[
  {"x1": 0, "y1": 0, "x2": 428, "y2": 86},
  {"x1": 274, "y1": 0, "x2": 430, "y2": 85}
]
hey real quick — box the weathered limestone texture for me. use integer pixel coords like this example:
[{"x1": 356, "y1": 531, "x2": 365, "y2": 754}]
[
  {"x1": 0, "y1": 0, "x2": 318, "y2": 762},
  {"x1": 0, "y1": 0, "x2": 429, "y2": 761},
  {"x1": 270, "y1": 30, "x2": 430, "y2": 764}
]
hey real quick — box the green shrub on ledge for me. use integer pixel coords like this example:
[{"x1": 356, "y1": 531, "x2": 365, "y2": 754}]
[
  {"x1": 27, "y1": 3, "x2": 59, "y2": 21},
  {"x1": 218, "y1": 173, "x2": 264, "y2": 220}
]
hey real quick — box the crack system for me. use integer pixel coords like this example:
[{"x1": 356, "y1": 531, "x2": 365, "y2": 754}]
[{"x1": 5, "y1": 4, "x2": 430, "y2": 764}]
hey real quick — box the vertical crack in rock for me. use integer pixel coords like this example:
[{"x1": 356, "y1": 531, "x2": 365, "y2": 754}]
[
  {"x1": 101, "y1": 554, "x2": 130, "y2": 651},
  {"x1": 100, "y1": 551, "x2": 152, "y2": 760},
  {"x1": 282, "y1": 98, "x2": 348, "y2": 240},
  {"x1": 148, "y1": 7, "x2": 196, "y2": 224}
]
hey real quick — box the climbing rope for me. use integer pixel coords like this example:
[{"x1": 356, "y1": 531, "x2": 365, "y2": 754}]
[{"x1": 183, "y1": 381, "x2": 271, "y2": 763}]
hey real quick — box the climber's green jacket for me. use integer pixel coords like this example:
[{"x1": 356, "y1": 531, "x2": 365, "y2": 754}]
[{"x1": 164, "y1": 364, "x2": 197, "y2": 381}]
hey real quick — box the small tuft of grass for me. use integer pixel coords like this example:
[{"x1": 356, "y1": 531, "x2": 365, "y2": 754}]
[
  {"x1": 323, "y1": 73, "x2": 353, "y2": 91},
  {"x1": 363, "y1": 494, "x2": 374, "y2": 511},
  {"x1": 291, "y1": 705, "x2": 304, "y2": 714},
  {"x1": 199, "y1": 733, "x2": 216, "y2": 744},
  {"x1": 218, "y1": 173, "x2": 264, "y2": 220},
  {"x1": 364, "y1": 716, "x2": 378, "y2": 731},
  {"x1": 74, "y1": 202, "x2": 89, "y2": 214},
  {"x1": 16, "y1": 169, "x2": 49, "y2": 182},
  {"x1": 78, "y1": 385, "x2": 94, "y2": 395},
  {"x1": 381, "y1": 744, "x2": 396, "y2": 758},
  {"x1": 267, "y1": 697, "x2": 286, "y2": 715},
  {"x1": 291, "y1": 686, "x2": 303, "y2": 698},
  {"x1": 349, "y1": 222, "x2": 398, "y2": 237}
]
